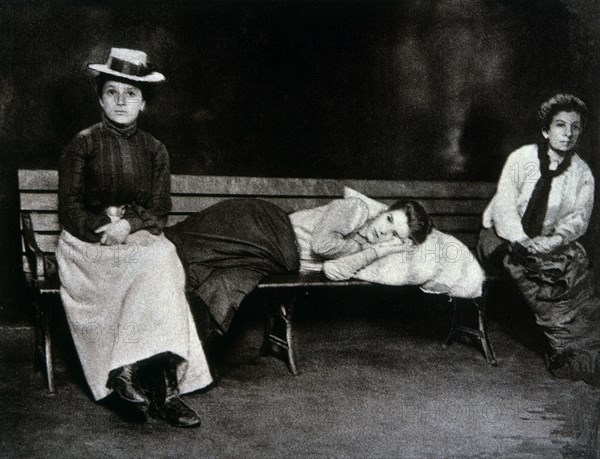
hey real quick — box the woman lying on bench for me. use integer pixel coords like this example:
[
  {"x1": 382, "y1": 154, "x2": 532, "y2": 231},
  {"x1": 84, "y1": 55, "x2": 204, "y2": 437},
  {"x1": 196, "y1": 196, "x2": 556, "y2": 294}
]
[{"x1": 164, "y1": 197, "x2": 433, "y2": 344}]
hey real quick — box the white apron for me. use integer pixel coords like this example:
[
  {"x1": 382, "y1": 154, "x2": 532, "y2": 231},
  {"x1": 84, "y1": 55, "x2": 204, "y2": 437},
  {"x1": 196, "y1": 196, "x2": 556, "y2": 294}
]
[{"x1": 57, "y1": 230, "x2": 212, "y2": 400}]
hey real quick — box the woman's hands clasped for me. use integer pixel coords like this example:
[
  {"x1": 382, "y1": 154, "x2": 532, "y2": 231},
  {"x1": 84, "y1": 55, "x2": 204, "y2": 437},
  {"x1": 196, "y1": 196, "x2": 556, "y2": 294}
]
[
  {"x1": 95, "y1": 219, "x2": 132, "y2": 245},
  {"x1": 519, "y1": 234, "x2": 563, "y2": 254}
]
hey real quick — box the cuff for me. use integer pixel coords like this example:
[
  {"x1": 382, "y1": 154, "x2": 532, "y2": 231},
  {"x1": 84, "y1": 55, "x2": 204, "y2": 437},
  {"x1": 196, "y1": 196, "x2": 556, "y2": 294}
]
[{"x1": 124, "y1": 215, "x2": 143, "y2": 233}]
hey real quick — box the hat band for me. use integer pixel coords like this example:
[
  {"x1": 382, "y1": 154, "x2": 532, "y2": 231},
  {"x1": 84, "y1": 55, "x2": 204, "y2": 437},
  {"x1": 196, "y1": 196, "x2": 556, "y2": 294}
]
[{"x1": 108, "y1": 57, "x2": 151, "y2": 77}]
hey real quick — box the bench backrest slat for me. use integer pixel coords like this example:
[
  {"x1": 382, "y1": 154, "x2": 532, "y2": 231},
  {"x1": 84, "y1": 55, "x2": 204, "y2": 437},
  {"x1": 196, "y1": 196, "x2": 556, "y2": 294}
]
[
  {"x1": 25, "y1": 208, "x2": 484, "y2": 234},
  {"x1": 19, "y1": 170, "x2": 497, "y2": 198},
  {"x1": 18, "y1": 169, "x2": 494, "y2": 258}
]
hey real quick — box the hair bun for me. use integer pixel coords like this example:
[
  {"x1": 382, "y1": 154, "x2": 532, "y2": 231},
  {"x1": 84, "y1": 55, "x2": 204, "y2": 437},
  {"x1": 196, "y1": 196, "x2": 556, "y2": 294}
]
[{"x1": 538, "y1": 93, "x2": 588, "y2": 124}]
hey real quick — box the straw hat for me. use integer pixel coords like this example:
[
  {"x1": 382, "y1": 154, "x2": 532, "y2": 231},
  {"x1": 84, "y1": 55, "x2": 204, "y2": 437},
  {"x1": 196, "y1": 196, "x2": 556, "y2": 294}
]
[{"x1": 88, "y1": 48, "x2": 165, "y2": 83}]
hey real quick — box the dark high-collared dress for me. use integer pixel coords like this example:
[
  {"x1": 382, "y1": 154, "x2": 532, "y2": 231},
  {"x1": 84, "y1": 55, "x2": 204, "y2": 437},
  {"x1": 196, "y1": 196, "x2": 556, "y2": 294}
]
[{"x1": 57, "y1": 116, "x2": 212, "y2": 401}]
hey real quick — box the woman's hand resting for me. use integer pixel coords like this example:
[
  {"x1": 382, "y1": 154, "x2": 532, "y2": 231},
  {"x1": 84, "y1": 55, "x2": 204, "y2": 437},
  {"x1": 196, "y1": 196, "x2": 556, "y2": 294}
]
[
  {"x1": 95, "y1": 219, "x2": 132, "y2": 245},
  {"x1": 519, "y1": 235, "x2": 563, "y2": 254}
]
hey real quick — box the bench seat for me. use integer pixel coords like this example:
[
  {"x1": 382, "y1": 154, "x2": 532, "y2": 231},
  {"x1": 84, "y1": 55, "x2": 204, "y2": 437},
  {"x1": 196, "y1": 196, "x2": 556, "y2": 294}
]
[{"x1": 19, "y1": 169, "x2": 498, "y2": 392}]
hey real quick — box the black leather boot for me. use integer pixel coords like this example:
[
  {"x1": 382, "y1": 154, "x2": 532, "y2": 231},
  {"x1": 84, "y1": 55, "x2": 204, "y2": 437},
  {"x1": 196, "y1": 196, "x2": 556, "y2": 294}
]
[
  {"x1": 106, "y1": 364, "x2": 149, "y2": 405},
  {"x1": 148, "y1": 354, "x2": 202, "y2": 428}
]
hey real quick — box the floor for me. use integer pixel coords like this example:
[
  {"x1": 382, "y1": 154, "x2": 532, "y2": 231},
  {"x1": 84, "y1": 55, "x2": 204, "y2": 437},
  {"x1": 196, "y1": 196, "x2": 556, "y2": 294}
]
[{"x1": 1, "y1": 287, "x2": 599, "y2": 458}]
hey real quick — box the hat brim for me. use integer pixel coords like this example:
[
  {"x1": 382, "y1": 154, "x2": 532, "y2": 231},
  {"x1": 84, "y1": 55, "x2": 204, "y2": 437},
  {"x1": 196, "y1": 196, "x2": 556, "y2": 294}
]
[{"x1": 88, "y1": 64, "x2": 165, "y2": 83}]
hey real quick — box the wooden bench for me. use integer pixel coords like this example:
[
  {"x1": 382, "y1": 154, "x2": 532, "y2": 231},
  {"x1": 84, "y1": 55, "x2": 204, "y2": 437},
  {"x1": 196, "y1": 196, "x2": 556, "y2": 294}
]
[{"x1": 19, "y1": 169, "x2": 498, "y2": 393}]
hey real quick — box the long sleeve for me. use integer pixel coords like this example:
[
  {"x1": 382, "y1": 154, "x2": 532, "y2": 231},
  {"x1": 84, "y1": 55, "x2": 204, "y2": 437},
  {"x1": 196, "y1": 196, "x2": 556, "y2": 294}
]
[
  {"x1": 323, "y1": 247, "x2": 379, "y2": 281},
  {"x1": 59, "y1": 136, "x2": 110, "y2": 243},
  {"x1": 310, "y1": 198, "x2": 369, "y2": 259},
  {"x1": 552, "y1": 166, "x2": 595, "y2": 244},
  {"x1": 59, "y1": 121, "x2": 172, "y2": 242},
  {"x1": 487, "y1": 149, "x2": 530, "y2": 243},
  {"x1": 485, "y1": 145, "x2": 596, "y2": 246},
  {"x1": 123, "y1": 143, "x2": 171, "y2": 234}
]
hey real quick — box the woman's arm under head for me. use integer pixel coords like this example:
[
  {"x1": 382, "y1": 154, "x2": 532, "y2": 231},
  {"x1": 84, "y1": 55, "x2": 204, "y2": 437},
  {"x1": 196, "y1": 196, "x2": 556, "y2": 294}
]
[
  {"x1": 322, "y1": 240, "x2": 414, "y2": 281},
  {"x1": 310, "y1": 198, "x2": 370, "y2": 259},
  {"x1": 323, "y1": 247, "x2": 378, "y2": 281}
]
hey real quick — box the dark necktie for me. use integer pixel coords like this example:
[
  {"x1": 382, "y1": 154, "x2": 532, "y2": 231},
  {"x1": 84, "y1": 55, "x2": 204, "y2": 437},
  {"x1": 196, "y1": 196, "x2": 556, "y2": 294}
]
[{"x1": 521, "y1": 142, "x2": 572, "y2": 238}]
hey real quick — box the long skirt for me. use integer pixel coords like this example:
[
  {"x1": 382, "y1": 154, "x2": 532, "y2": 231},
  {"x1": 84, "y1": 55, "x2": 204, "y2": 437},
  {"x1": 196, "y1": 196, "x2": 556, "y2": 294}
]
[
  {"x1": 164, "y1": 198, "x2": 300, "y2": 336},
  {"x1": 57, "y1": 230, "x2": 213, "y2": 401},
  {"x1": 503, "y1": 241, "x2": 600, "y2": 386}
]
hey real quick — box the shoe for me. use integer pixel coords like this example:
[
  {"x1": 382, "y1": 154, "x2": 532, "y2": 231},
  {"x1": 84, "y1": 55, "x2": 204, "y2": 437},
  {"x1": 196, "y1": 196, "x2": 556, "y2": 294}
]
[
  {"x1": 150, "y1": 395, "x2": 202, "y2": 428},
  {"x1": 106, "y1": 394, "x2": 150, "y2": 423},
  {"x1": 147, "y1": 353, "x2": 202, "y2": 428},
  {"x1": 106, "y1": 364, "x2": 149, "y2": 405}
]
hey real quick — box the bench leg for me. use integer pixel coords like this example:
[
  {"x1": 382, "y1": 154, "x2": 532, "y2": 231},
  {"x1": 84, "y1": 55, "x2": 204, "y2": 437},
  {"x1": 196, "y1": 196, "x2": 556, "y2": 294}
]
[
  {"x1": 442, "y1": 299, "x2": 458, "y2": 349},
  {"x1": 442, "y1": 296, "x2": 498, "y2": 366},
  {"x1": 33, "y1": 295, "x2": 43, "y2": 373},
  {"x1": 261, "y1": 292, "x2": 299, "y2": 375},
  {"x1": 33, "y1": 291, "x2": 55, "y2": 393},
  {"x1": 475, "y1": 296, "x2": 497, "y2": 366}
]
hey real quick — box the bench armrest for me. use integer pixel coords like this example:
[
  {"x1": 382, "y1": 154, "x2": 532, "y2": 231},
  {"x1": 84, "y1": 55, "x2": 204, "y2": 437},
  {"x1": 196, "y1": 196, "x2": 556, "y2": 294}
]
[{"x1": 20, "y1": 212, "x2": 46, "y2": 284}]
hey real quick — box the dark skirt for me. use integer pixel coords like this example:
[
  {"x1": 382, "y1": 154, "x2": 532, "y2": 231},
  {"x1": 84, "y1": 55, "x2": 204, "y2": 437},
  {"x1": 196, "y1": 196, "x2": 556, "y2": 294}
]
[
  {"x1": 503, "y1": 241, "x2": 600, "y2": 386},
  {"x1": 165, "y1": 198, "x2": 300, "y2": 336}
]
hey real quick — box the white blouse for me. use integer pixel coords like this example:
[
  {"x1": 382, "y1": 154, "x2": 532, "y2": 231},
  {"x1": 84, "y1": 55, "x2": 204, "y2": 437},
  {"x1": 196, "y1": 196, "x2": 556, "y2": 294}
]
[
  {"x1": 289, "y1": 198, "x2": 369, "y2": 272},
  {"x1": 482, "y1": 144, "x2": 595, "y2": 244}
]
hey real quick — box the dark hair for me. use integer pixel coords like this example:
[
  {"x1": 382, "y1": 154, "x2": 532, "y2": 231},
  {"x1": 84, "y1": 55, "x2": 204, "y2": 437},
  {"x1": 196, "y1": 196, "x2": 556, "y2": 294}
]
[
  {"x1": 95, "y1": 74, "x2": 155, "y2": 103},
  {"x1": 388, "y1": 200, "x2": 433, "y2": 244},
  {"x1": 538, "y1": 93, "x2": 588, "y2": 131}
]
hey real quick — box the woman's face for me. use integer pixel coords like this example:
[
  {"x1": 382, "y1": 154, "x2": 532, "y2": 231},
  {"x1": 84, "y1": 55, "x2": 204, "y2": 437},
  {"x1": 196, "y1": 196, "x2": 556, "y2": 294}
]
[
  {"x1": 543, "y1": 111, "x2": 582, "y2": 155},
  {"x1": 359, "y1": 209, "x2": 411, "y2": 244},
  {"x1": 99, "y1": 80, "x2": 145, "y2": 125}
]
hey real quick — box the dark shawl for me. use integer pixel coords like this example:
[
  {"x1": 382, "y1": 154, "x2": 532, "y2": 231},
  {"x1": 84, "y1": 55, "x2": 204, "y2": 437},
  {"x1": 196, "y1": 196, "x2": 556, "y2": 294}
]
[
  {"x1": 165, "y1": 198, "x2": 299, "y2": 334},
  {"x1": 520, "y1": 142, "x2": 573, "y2": 238}
]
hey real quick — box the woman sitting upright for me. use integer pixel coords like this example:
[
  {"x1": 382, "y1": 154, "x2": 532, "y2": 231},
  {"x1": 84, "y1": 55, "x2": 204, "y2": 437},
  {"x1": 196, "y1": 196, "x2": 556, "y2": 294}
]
[
  {"x1": 58, "y1": 48, "x2": 212, "y2": 427},
  {"x1": 480, "y1": 93, "x2": 600, "y2": 386}
]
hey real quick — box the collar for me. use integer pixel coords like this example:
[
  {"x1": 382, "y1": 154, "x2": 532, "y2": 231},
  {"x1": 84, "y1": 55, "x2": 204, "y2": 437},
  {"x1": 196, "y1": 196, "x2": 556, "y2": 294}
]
[
  {"x1": 547, "y1": 149, "x2": 566, "y2": 166},
  {"x1": 537, "y1": 142, "x2": 573, "y2": 178},
  {"x1": 101, "y1": 113, "x2": 137, "y2": 138}
]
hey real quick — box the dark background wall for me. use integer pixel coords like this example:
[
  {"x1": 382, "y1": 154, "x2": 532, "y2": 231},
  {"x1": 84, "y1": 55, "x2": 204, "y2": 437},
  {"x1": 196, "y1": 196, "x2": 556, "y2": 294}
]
[{"x1": 1, "y1": 0, "x2": 598, "y2": 322}]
